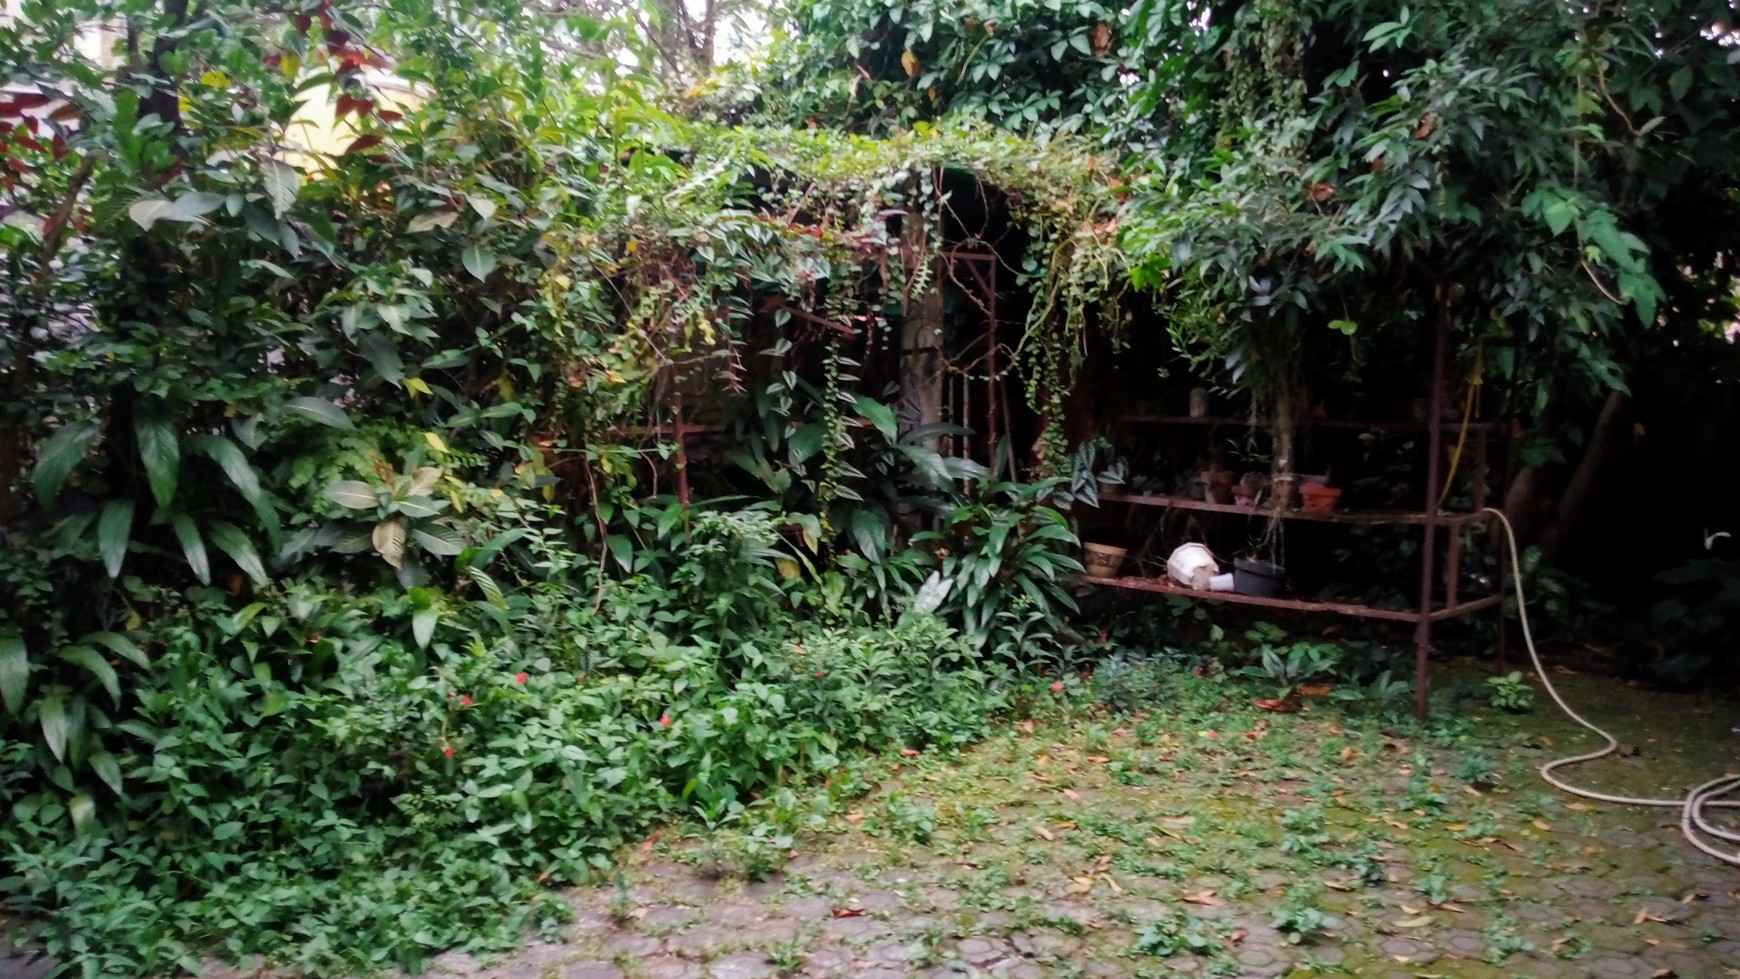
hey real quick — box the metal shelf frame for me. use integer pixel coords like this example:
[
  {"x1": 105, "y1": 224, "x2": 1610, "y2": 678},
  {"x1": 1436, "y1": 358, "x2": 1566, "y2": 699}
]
[{"x1": 1092, "y1": 303, "x2": 1508, "y2": 719}]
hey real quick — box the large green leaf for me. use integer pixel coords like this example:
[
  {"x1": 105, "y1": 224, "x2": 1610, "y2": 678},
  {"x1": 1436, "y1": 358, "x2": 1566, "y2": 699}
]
[
  {"x1": 192, "y1": 435, "x2": 263, "y2": 505},
  {"x1": 462, "y1": 243, "x2": 496, "y2": 281},
  {"x1": 39, "y1": 689, "x2": 70, "y2": 761},
  {"x1": 89, "y1": 750, "x2": 123, "y2": 796},
  {"x1": 128, "y1": 191, "x2": 224, "y2": 230},
  {"x1": 0, "y1": 630, "x2": 27, "y2": 715},
  {"x1": 135, "y1": 410, "x2": 180, "y2": 509},
  {"x1": 32, "y1": 422, "x2": 98, "y2": 509},
  {"x1": 208, "y1": 521, "x2": 269, "y2": 585},
  {"x1": 325, "y1": 480, "x2": 378, "y2": 509},
  {"x1": 170, "y1": 513, "x2": 210, "y2": 584},
  {"x1": 285, "y1": 396, "x2": 355, "y2": 430},
  {"x1": 787, "y1": 423, "x2": 826, "y2": 466},
  {"x1": 467, "y1": 566, "x2": 508, "y2": 610},
  {"x1": 850, "y1": 509, "x2": 885, "y2": 561},
  {"x1": 852, "y1": 395, "x2": 899, "y2": 440},
  {"x1": 97, "y1": 499, "x2": 135, "y2": 578},
  {"x1": 263, "y1": 160, "x2": 302, "y2": 217},
  {"x1": 412, "y1": 524, "x2": 465, "y2": 557},
  {"x1": 394, "y1": 496, "x2": 447, "y2": 518},
  {"x1": 59, "y1": 645, "x2": 119, "y2": 701},
  {"x1": 86, "y1": 631, "x2": 148, "y2": 669}
]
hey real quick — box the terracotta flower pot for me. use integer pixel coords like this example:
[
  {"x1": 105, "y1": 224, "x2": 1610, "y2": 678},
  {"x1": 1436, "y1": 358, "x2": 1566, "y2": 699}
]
[{"x1": 1299, "y1": 482, "x2": 1342, "y2": 514}]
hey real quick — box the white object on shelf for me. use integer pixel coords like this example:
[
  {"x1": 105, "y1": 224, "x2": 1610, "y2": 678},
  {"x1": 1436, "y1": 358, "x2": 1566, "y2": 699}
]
[{"x1": 1166, "y1": 542, "x2": 1220, "y2": 590}]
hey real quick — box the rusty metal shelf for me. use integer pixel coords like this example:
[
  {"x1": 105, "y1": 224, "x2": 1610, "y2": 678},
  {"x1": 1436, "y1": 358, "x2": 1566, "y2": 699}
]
[
  {"x1": 1078, "y1": 574, "x2": 1505, "y2": 623},
  {"x1": 1098, "y1": 492, "x2": 1494, "y2": 527}
]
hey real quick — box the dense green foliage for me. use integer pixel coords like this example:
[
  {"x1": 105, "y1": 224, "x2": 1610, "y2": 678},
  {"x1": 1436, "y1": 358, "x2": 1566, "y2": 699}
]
[
  {"x1": 0, "y1": 1, "x2": 1108, "y2": 974},
  {"x1": 732, "y1": 0, "x2": 1133, "y2": 141},
  {"x1": 1119, "y1": 0, "x2": 1740, "y2": 473}
]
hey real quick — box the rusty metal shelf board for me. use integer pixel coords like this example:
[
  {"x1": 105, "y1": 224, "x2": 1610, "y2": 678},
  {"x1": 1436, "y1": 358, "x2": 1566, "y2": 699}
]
[
  {"x1": 1079, "y1": 575, "x2": 1505, "y2": 623},
  {"x1": 1098, "y1": 492, "x2": 1491, "y2": 527}
]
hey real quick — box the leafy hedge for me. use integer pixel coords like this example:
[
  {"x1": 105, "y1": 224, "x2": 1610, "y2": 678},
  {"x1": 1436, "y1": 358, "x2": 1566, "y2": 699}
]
[{"x1": 1, "y1": 550, "x2": 1006, "y2": 976}]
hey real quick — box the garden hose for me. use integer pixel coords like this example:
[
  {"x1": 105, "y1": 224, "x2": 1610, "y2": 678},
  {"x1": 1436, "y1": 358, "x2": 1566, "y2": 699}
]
[{"x1": 1486, "y1": 507, "x2": 1740, "y2": 867}]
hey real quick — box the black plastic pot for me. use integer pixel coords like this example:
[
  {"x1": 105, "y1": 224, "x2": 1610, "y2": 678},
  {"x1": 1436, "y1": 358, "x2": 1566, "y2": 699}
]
[{"x1": 1233, "y1": 557, "x2": 1285, "y2": 598}]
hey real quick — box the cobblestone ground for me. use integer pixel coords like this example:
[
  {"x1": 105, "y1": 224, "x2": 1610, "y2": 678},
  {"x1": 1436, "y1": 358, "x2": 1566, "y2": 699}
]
[{"x1": 3, "y1": 668, "x2": 1737, "y2": 979}]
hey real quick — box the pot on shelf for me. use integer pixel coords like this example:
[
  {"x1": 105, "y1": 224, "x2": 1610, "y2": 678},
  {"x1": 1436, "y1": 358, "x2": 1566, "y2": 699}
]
[
  {"x1": 1208, "y1": 470, "x2": 1236, "y2": 504},
  {"x1": 1299, "y1": 482, "x2": 1342, "y2": 514},
  {"x1": 1082, "y1": 543, "x2": 1128, "y2": 579},
  {"x1": 1233, "y1": 556, "x2": 1286, "y2": 598}
]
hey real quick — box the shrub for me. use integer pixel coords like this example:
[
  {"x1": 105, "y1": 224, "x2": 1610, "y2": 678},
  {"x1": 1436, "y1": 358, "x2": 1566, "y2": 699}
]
[{"x1": 0, "y1": 553, "x2": 1005, "y2": 977}]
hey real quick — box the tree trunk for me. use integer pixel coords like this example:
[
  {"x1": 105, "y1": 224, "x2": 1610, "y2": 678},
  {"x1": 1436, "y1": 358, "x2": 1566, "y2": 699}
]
[
  {"x1": 1537, "y1": 387, "x2": 1631, "y2": 564},
  {"x1": 1269, "y1": 377, "x2": 1298, "y2": 509}
]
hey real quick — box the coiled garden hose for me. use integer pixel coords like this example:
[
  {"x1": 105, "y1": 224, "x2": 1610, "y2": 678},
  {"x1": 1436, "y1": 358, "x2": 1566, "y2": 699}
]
[{"x1": 1486, "y1": 507, "x2": 1740, "y2": 867}]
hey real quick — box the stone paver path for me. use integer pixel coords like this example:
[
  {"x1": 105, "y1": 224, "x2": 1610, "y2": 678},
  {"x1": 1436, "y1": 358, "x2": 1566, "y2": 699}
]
[{"x1": 395, "y1": 671, "x2": 1740, "y2": 979}]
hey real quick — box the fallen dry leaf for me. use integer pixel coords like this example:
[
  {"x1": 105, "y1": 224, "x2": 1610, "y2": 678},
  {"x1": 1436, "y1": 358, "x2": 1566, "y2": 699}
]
[
  {"x1": 1227, "y1": 928, "x2": 1246, "y2": 945},
  {"x1": 844, "y1": 812, "x2": 865, "y2": 824},
  {"x1": 1532, "y1": 819, "x2": 1553, "y2": 832},
  {"x1": 1034, "y1": 825, "x2": 1054, "y2": 841},
  {"x1": 899, "y1": 747, "x2": 920, "y2": 758},
  {"x1": 1183, "y1": 891, "x2": 1222, "y2": 906},
  {"x1": 1391, "y1": 916, "x2": 1432, "y2": 929},
  {"x1": 1086, "y1": 755, "x2": 1110, "y2": 764},
  {"x1": 831, "y1": 908, "x2": 866, "y2": 918},
  {"x1": 1061, "y1": 788, "x2": 1082, "y2": 801}
]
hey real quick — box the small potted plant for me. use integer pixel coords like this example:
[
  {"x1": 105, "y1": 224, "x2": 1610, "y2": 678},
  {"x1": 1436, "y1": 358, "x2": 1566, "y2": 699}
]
[
  {"x1": 1233, "y1": 471, "x2": 1266, "y2": 508},
  {"x1": 1233, "y1": 527, "x2": 1285, "y2": 597}
]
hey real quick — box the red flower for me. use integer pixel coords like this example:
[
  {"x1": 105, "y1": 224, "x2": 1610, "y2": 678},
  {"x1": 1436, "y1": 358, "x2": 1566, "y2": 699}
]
[
  {"x1": 815, "y1": 671, "x2": 826, "y2": 678},
  {"x1": 1193, "y1": 665, "x2": 1205, "y2": 677},
  {"x1": 442, "y1": 745, "x2": 455, "y2": 759},
  {"x1": 460, "y1": 695, "x2": 472, "y2": 706},
  {"x1": 514, "y1": 672, "x2": 528, "y2": 684},
  {"x1": 577, "y1": 675, "x2": 585, "y2": 683},
  {"x1": 659, "y1": 714, "x2": 673, "y2": 727},
  {"x1": 1051, "y1": 681, "x2": 1065, "y2": 693}
]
